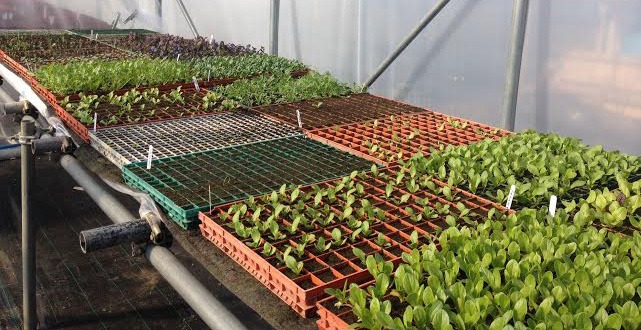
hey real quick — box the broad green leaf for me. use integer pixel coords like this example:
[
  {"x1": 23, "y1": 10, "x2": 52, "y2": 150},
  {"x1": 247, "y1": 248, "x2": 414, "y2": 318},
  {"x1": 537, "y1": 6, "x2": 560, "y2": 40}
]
[{"x1": 514, "y1": 298, "x2": 527, "y2": 321}]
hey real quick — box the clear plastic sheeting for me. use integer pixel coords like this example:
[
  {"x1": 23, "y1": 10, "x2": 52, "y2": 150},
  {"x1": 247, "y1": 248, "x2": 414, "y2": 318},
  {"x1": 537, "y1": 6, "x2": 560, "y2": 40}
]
[
  {"x1": 2, "y1": 0, "x2": 641, "y2": 154},
  {"x1": 101, "y1": 176, "x2": 164, "y2": 223},
  {"x1": 178, "y1": 0, "x2": 641, "y2": 155},
  {"x1": 0, "y1": 0, "x2": 160, "y2": 30}
]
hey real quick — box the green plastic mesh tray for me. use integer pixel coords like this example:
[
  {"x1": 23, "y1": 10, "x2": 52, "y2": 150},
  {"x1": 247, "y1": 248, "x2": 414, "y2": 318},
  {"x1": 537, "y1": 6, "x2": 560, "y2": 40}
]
[{"x1": 122, "y1": 136, "x2": 375, "y2": 228}]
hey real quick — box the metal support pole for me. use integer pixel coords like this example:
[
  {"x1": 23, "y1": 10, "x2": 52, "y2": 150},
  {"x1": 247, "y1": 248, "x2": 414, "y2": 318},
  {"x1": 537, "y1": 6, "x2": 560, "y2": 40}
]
[
  {"x1": 174, "y1": 0, "x2": 199, "y2": 38},
  {"x1": 59, "y1": 155, "x2": 247, "y2": 330},
  {"x1": 111, "y1": 12, "x2": 121, "y2": 29},
  {"x1": 501, "y1": 0, "x2": 530, "y2": 131},
  {"x1": 362, "y1": 0, "x2": 451, "y2": 89},
  {"x1": 155, "y1": 0, "x2": 162, "y2": 19},
  {"x1": 20, "y1": 116, "x2": 36, "y2": 330},
  {"x1": 269, "y1": 0, "x2": 280, "y2": 55}
]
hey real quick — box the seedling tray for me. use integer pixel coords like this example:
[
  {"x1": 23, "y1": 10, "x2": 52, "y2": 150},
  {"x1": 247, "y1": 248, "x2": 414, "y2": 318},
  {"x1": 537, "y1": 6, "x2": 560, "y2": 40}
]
[
  {"x1": 69, "y1": 29, "x2": 158, "y2": 36},
  {"x1": 250, "y1": 93, "x2": 426, "y2": 130},
  {"x1": 0, "y1": 32, "x2": 137, "y2": 70},
  {"x1": 90, "y1": 111, "x2": 302, "y2": 168},
  {"x1": 200, "y1": 214, "x2": 410, "y2": 317},
  {"x1": 63, "y1": 69, "x2": 309, "y2": 101},
  {"x1": 123, "y1": 136, "x2": 374, "y2": 228},
  {"x1": 198, "y1": 167, "x2": 509, "y2": 317},
  {"x1": 308, "y1": 110, "x2": 510, "y2": 166},
  {"x1": 57, "y1": 70, "x2": 309, "y2": 144},
  {"x1": 317, "y1": 284, "x2": 368, "y2": 330}
]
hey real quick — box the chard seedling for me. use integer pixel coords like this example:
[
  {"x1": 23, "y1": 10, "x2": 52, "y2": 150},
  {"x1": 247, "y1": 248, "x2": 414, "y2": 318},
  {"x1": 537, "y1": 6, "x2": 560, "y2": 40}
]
[
  {"x1": 325, "y1": 281, "x2": 350, "y2": 308},
  {"x1": 331, "y1": 228, "x2": 347, "y2": 247},
  {"x1": 385, "y1": 182, "x2": 394, "y2": 199},
  {"x1": 284, "y1": 254, "x2": 304, "y2": 275},
  {"x1": 314, "y1": 236, "x2": 332, "y2": 253},
  {"x1": 374, "y1": 233, "x2": 390, "y2": 248},
  {"x1": 318, "y1": 212, "x2": 335, "y2": 227},
  {"x1": 292, "y1": 239, "x2": 310, "y2": 258},
  {"x1": 261, "y1": 242, "x2": 277, "y2": 257},
  {"x1": 247, "y1": 227, "x2": 262, "y2": 248},
  {"x1": 267, "y1": 220, "x2": 285, "y2": 241}
]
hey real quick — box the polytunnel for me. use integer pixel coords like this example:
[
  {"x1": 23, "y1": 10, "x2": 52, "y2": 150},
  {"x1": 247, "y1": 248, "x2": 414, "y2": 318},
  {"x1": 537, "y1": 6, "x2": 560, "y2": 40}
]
[{"x1": 1, "y1": 1, "x2": 641, "y2": 329}]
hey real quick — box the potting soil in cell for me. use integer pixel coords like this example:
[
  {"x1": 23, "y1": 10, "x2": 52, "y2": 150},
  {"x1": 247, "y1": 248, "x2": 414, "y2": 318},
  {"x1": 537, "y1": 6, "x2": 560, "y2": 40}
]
[{"x1": 122, "y1": 136, "x2": 375, "y2": 228}]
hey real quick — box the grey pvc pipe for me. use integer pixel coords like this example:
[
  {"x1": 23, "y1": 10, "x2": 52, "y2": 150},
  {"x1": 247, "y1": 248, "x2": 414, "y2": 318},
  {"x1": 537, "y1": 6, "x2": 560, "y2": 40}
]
[
  {"x1": 60, "y1": 155, "x2": 132, "y2": 224},
  {"x1": 60, "y1": 155, "x2": 247, "y2": 330},
  {"x1": 501, "y1": 0, "x2": 530, "y2": 131},
  {"x1": 269, "y1": 0, "x2": 280, "y2": 55},
  {"x1": 174, "y1": 0, "x2": 199, "y2": 37},
  {"x1": 363, "y1": 0, "x2": 451, "y2": 89},
  {"x1": 145, "y1": 245, "x2": 249, "y2": 330},
  {"x1": 79, "y1": 219, "x2": 151, "y2": 253},
  {"x1": 21, "y1": 116, "x2": 36, "y2": 330}
]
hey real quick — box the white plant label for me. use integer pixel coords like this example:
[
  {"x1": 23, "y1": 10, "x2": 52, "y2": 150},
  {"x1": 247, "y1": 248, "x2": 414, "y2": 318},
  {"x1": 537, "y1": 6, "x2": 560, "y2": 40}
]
[
  {"x1": 95, "y1": 33, "x2": 99, "y2": 40},
  {"x1": 192, "y1": 76, "x2": 200, "y2": 91},
  {"x1": 549, "y1": 195, "x2": 557, "y2": 217},
  {"x1": 93, "y1": 113, "x2": 97, "y2": 132},
  {"x1": 207, "y1": 69, "x2": 211, "y2": 81},
  {"x1": 90, "y1": 30, "x2": 94, "y2": 38},
  {"x1": 505, "y1": 184, "x2": 516, "y2": 209},
  {"x1": 176, "y1": 54, "x2": 181, "y2": 62},
  {"x1": 146, "y1": 145, "x2": 154, "y2": 170},
  {"x1": 296, "y1": 109, "x2": 302, "y2": 129},
  {"x1": 209, "y1": 34, "x2": 214, "y2": 44}
]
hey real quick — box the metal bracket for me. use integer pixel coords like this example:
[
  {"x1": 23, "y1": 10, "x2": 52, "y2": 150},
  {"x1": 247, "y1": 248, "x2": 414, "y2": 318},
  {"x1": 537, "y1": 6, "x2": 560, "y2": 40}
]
[
  {"x1": 143, "y1": 212, "x2": 172, "y2": 246},
  {"x1": 18, "y1": 134, "x2": 35, "y2": 145}
]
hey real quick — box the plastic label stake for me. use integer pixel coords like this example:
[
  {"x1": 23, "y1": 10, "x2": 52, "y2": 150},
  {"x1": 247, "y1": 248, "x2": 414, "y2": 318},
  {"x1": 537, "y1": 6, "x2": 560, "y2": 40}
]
[
  {"x1": 176, "y1": 54, "x2": 181, "y2": 62},
  {"x1": 209, "y1": 34, "x2": 214, "y2": 44},
  {"x1": 207, "y1": 70, "x2": 211, "y2": 81},
  {"x1": 208, "y1": 185, "x2": 212, "y2": 212},
  {"x1": 505, "y1": 185, "x2": 516, "y2": 209},
  {"x1": 146, "y1": 145, "x2": 153, "y2": 170},
  {"x1": 90, "y1": 30, "x2": 94, "y2": 38},
  {"x1": 95, "y1": 33, "x2": 99, "y2": 40},
  {"x1": 549, "y1": 195, "x2": 557, "y2": 217},
  {"x1": 192, "y1": 77, "x2": 200, "y2": 92},
  {"x1": 505, "y1": 184, "x2": 516, "y2": 209},
  {"x1": 296, "y1": 109, "x2": 302, "y2": 129},
  {"x1": 93, "y1": 113, "x2": 97, "y2": 132}
]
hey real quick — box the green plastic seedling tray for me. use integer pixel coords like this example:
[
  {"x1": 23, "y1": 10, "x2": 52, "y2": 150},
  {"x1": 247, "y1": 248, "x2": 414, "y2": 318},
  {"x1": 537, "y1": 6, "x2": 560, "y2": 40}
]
[{"x1": 122, "y1": 136, "x2": 375, "y2": 228}]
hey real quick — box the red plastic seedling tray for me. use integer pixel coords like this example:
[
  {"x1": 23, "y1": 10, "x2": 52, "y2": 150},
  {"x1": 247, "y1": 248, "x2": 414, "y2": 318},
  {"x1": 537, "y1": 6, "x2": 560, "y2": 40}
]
[
  {"x1": 198, "y1": 167, "x2": 511, "y2": 317},
  {"x1": 250, "y1": 93, "x2": 426, "y2": 131},
  {"x1": 199, "y1": 210, "x2": 411, "y2": 317},
  {"x1": 314, "y1": 178, "x2": 514, "y2": 330},
  {"x1": 307, "y1": 109, "x2": 511, "y2": 166}
]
